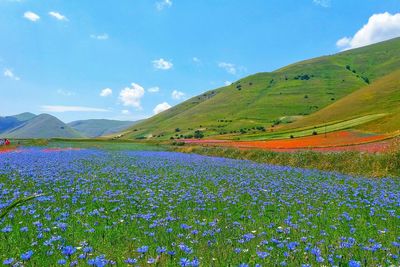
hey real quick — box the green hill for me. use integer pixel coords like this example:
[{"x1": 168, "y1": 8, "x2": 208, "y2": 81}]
[
  {"x1": 1, "y1": 114, "x2": 83, "y2": 139},
  {"x1": 280, "y1": 70, "x2": 400, "y2": 134},
  {"x1": 68, "y1": 119, "x2": 138, "y2": 137},
  {"x1": 118, "y1": 37, "x2": 400, "y2": 140}
]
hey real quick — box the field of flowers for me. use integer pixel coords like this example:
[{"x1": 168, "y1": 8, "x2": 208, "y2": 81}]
[{"x1": 0, "y1": 148, "x2": 399, "y2": 266}]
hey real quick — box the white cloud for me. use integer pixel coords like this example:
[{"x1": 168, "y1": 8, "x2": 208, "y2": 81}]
[
  {"x1": 90, "y1": 33, "x2": 109, "y2": 40},
  {"x1": 49, "y1": 11, "x2": 68, "y2": 21},
  {"x1": 224, "y1": 81, "x2": 232, "y2": 86},
  {"x1": 57, "y1": 89, "x2": 75, "y2": 96},
  {"x1": 121, "y1": 109, "x2": 130, "y2": 115},
  {"x1": 41, "y1": 105, "x2": 109, "y2": 113},
  {"x1": 148, "y1": 86, "x2": 160, "y2": 93},
  {"x1": 23, "y1": 11, "x2": 40, "y2": 22},
  {"x1": 313, "y1": 0, "x2": 330, "y2": 8},
  {"x1": 152, "y1": 58, "x2": 173, "y2": 70},
  {"x1": 100, "y1": 88, "x2": 113, "y2": 97},
  {"x1": 156, "y1": 0, "x2": 172, "y2": 11},
  {"x1": 171, "y1": 90, "x2": 185, "y2": 100},
  {"x1": 153, "y1": 102, "x2": 171, "y2": 114},
  {"x1": 3, "y1": 68, "x2": 20, "y2": 81},
  {"x1": 337, "y1": 12, "x2": 400, "y2": 50},
  {"x1": 119, "y1": 83, "x2": 145, "y2": 109},
  {"x1": 218, "y1": 62, "x2": 237, "y2": 75}
]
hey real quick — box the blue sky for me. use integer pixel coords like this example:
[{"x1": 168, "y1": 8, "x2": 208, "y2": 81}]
[{"x1": 0, "y1": 0, "x2": 399, "y2": 122}]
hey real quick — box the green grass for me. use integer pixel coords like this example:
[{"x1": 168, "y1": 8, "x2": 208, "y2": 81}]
[
  {"x1": 45, "y1": 139, "x2": 164, "y2": 151},
  {"x1": 9, "y1": 138, "x2": 165, "y2": 151},
  {"x1": 118, "y1": 37, "x2": 400, "y2": 140}
]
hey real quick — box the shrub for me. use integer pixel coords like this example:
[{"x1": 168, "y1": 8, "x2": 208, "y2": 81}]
[{"x1": 194, "y1": 130, "x2": 204, "y2": 139}]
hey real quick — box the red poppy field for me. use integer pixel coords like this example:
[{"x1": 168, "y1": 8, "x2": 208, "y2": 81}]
[{"x1": 183, "y1": 131, "x2": 397, "y2": 153}]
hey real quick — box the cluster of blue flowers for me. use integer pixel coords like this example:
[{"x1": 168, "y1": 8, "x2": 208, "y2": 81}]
[{"x1": 0, "y1": 148, "x2": 399, "y2": 266}]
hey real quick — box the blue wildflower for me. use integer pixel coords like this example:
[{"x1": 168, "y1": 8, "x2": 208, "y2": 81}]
[
  {"x1": 3, "y1": 258, "x2": 14, "y2": 265},
  {"x1": 137, "y1": 246, "x2": 149, "y2": 253},
  {"x1": 62, "y1": 246, "x2": 76, "y2": 257},
  {"x1": 58, "y1": 259, "x2": 67, "y2": 265},
  {"x1": 21, "y1": 250, "x2": 33, "y2": 261},
  {"x1": 348, "y1": 260, "x2": 361, "y2": 267}
]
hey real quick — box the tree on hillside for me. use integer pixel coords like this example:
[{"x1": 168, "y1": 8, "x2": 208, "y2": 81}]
[{"x1": 194, "y1": 130, "x2": 204, "y2": 139}]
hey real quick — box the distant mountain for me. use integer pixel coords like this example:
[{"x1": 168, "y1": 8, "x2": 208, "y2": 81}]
[
  {"x1": 0, "y1": 113, "x2": 36, "y2": 134},
  {"x1": 12, "y1": 112, "x2": 36, "y2": 121},
  {"x1": 0, "y1": 113, "x2": 138, "y2": 139},
  {"x1": 117, "y1": 37, "x2": 400, "y2": 140},
  {"x1": 0, "y1": 113, "x2": 83, "y2": 139},
  {"x1": 68, "y1": 119, "x2": 138, "y2": 137}
]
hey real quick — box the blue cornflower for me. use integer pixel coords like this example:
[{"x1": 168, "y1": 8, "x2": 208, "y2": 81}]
[
  {"x1": 180, "y1": 258, "x2": 191, "y2": 267},
  {"x1": 257, "y1": 251, "x2": 270, "y2": 259},
  {"x1": 147, "y1": 258, "x2": 156, "y2": 264},
  {"x1": 21, "y1": 250, "x2": 33, "y2": 261},
  {"x1": 287, "y1": 242, "x2": 299, "y2": 251},
  {"x1": 3, "y1": 258, "x2": 14, "y2": 265},
  {"x1": 137, "y1": 246, "x2": 149, "y2": 253},
  {"x1": 234, "y1": 248, "x2": 242, "y2": 254},
  {"x1": 348, "y1": 260, "x2": 361, "y2": 267},
  {"x1": 88, "y1": 255, "x2": 108, "y2": 267},
  {"x1": 1, "y1": 226, "x2": 12, "y2": 233},
  {"x1": 191, "y1": 257, "x2": 200, "y2": 267},
  {"x1": 62, "y1": 246, "x2": 76, "y2": 257},
  {"x1": 83, "y1": 246, "x2": 93, "y2": 253},
  {"x1": 125, "y1": 258, "x2": 137, "y2": 265},
  {"x1": 57, "y1": 259, "x2": 67, "y2": 265},
  {"x1": 156, "y1": 246, "x2": 167, "y2": 254},
  {"x1": 167, "y1": 250, "x2": 176, "y2": 256},
  {"x1": 179, "y1": 244, "x2": 193, "y2": 254}
]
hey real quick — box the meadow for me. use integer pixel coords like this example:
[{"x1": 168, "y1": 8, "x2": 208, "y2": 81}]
[{"x1": 0, "y1": 148, "x2": 399, "y2": 266}]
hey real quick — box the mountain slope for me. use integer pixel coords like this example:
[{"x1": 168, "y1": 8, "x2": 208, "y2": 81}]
[
  {"x1": 0, "y1": 113, "x2": 36, "y2": 134},
  {"x1": 1, "y1": 114, "x2": 83, "y2": 139},
  {"x1": 68, "y1": 119, "x2": 138, "y2": 137},
  {"x1": 118, "y1": 37, "x2": 400, "y2": 140},
  {"x1": 280, "y1": 69, "x2": 400, "y2": 133}
]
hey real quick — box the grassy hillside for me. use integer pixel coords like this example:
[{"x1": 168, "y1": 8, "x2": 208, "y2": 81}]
[
  {"x1": 281, "y1": 70, "x2": 400, "y2": 134},
  {"x1": 68, "y1": 119, "x2": 138, "y2": 137},
  {"x1": 119, "y1": 37, "x2": 400, "y2": 140},
  {"x1": 1, "y1": 114, "x2": 83, "y2": 139}
]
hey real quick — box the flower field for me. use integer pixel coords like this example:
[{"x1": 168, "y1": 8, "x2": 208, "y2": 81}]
[
  {"x1": 183, "y1": 131, "x2": 395, "y2": 153},
  {"x1": 0, "y1": 149, "x2": 399, "y2": 266}
]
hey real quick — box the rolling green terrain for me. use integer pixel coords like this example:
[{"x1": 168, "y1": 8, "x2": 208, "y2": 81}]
[
  {"x1": 280, "y1": 69, "x2": 400, "y2": 133},
  {"x1": 237, "y1": 114, "x2": 387, "y2": 141},
  {"x1": 118, "y1": 37, "x2": 400, "y2": 141},
  {"x1": 68, "y1": 119, "x2": 139, "y2": 138}
]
